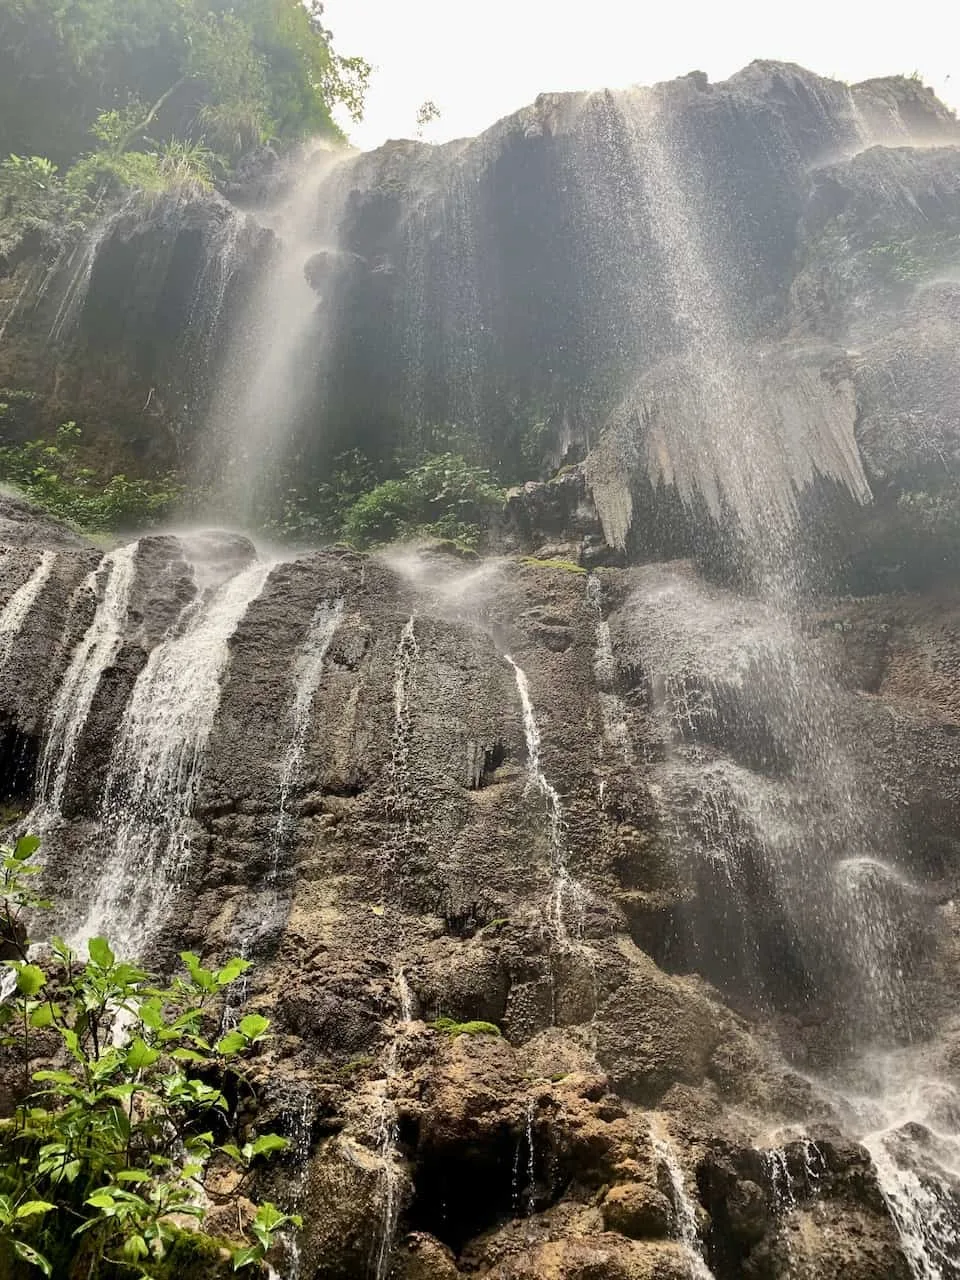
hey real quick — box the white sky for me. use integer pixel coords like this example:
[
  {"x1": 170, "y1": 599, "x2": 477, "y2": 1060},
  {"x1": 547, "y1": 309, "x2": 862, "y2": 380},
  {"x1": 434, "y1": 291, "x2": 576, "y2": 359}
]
[{"x1": 323, "y1": 0, "x2": 959, "y2": 150}]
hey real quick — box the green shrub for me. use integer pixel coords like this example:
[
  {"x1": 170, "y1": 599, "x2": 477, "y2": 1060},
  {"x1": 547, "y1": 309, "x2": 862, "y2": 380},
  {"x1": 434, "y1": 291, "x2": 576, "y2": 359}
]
[
  {"x1": 429, "y1": 1018, "x2": 502, "y2": 1039},
  {"x1": 0, "y1": 835, "x2": 299, "y2": 1277},
  {"x1": 341, "y1": 453, "x2": 506, "y2": 549},
  {"x1": 0, "y1": 424, "x2": 184, "y2": 532}
]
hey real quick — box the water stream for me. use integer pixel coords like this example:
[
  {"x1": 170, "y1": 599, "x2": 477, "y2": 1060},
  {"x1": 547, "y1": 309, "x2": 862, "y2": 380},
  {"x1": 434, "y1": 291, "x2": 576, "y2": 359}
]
[
  {"x1": 270, "y1": 597, "x2": 344, "y2": 875},
  {"x1": 33, "y1": 543, "x2": 138, "y2": 828},
  {"x1": 0, "y1": 550, "x2": 56, "y2": 672},
  {"x1": 650, "y1": 1122, "x2": 716, "y2": 1280},
  {"x1": 76, "y1": 554, "x2": 275, "y2": 957},
  {"x1": 206, "y1": 145, "x2": 350, "y2": 522},
  {"x1": 505, "y1": 656, "x2": 573, "y2": 942}
]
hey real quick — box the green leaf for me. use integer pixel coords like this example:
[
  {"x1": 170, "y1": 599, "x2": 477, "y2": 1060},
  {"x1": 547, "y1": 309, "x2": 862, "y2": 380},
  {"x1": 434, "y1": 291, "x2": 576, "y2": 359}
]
[
  {"x1": 216, "y1": 1030, "x2": 247, "y2": 1056},
  {"x1": 216, "y1": 956, "x2": 251, "y2": 986},
  {"x1": 13, "y1": 1242, "x2": 52, "y2": 1276},
  {"x1": 249, "y1": 1133, "x2": 289, "y2": 1158},
  {"x1": 126, "y1": 1037, "x2": 160, "y2": 1072},
  {"x1": 170, "y1": 1047, "x2": 208, "y2": 1064},
  {"x1": 114, "y1": 1169, "x2": 151, "y2": 1184},
  {"x1": 87, "y1": 936, "x2": 114, "y2": 969},
  {"x1": 220, "y1": 1143, "x2": 245, "y2": 1164},
  {"x1": 29, "y1": 1003, "x2": 55, "y2": 1028},
  {"x1": 13, "y1": 835, "x2": 40, "y2": 861},
  {"x1": 15, "y1": 964, "x2": 46, "y2": 996},
  {"x1": 15, "y1": 1200, "x2": 56, "y2": 1219},
  {"x1": 232, "y1": 1244, "x2": 264, "y2": 1270},
  {"x1": 238, "y1": 1013, "x2": 270, "y2": 1041},
  {"x1": 122, "y1": 1234, "x2": 149, "y2": 1262},
  {"x1": 85, "y1": 1190, "x2": 117, "y2": 1210},
  {"x1": 32, "y1": 1070, "x2": 76, "y2": 1086}
]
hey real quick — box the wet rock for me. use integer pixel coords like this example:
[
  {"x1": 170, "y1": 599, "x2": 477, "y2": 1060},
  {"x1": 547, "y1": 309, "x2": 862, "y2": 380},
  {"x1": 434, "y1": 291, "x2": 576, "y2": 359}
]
[{"x1": 600, "y1": 1183, "x2": 674, "y2": 1238}]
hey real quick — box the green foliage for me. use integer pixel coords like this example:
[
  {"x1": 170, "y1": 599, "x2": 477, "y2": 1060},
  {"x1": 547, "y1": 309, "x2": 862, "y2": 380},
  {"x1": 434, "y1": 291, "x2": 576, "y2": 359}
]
[
  {"x1": 0, "y1": 0, "x2": 369, "y2": 170},
  {"x1": 429, "y1": 1018, "x2": 502, "y2": 1039},
  {"x1": 341, "y1": 453, "x2": 506, "y2": 549},
  {"x1": 0, "y1": 837, "x2": 299, "y2": 1277},
  {"x1": 0, "y1": 423, "x2": 184, "y2": 532},
  {"x1": 520, "y1": 557, "x2": 586, "y2": 575}
]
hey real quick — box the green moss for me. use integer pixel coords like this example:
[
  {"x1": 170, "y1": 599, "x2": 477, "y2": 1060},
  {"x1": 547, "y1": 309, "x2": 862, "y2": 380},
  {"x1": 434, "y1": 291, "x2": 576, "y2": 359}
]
[
  {"x1": 145, "y1": 1227, "x2": 233, "y2": 1279},
  {"x1": 429, "y1": 1017, "x2": 502, "y2": 1038},
  {"x1": 520, "y1": 556, "x2": 586, "y2": 575}
]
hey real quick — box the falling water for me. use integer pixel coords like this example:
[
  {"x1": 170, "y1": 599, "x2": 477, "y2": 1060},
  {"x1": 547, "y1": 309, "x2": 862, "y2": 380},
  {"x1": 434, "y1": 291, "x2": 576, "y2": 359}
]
[
  {"x1": 0, "y1": 550, "x2": 56, "y2": 672},
  {"x1": 369, "y1": 970, "x2": 416, "y2": 1280},
  {"x1": 586, "y1": 573, "x2": 633, "y2": 768},
  {"x1": 816, "y1": 1056, "x2": 960, "y2": 1278},
  {"x1": 33, "y1": 544, "x2": 138, "y2": 826},
  {"x1": 505, "y1": 656, "x2": 577, "y2": 941},
  {"x1": 650, "y1": 1123, "x2": 716, "y2": 1280},
  {"x1": 385, "y1": 616, "x2": 420, "y2": 869},
  {"x1": 207, "y1": 144, "x2": 351, "y2": 521},
  {"x1": 76, "y1": 555, "x2": 275, "y2": 957},
  {"x1": 582, "y1": 89, "x2": 870, "y2": 572},
  {"x1": 271, "y1": 598, "x2": 344, "y2": 868}
]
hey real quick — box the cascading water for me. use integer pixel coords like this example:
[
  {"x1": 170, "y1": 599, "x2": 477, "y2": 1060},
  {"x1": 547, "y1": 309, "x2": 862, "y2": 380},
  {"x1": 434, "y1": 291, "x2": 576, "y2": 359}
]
[
  {"x1": 650, "y1": 1122, "x2": 716, "y2": 1280},
  {"x1": 75, "y1": 554, "x2": 275, "y2": 958},
  {"x1": 587, "y1": 572, "x2": 633, "y2": 771},
  {"x1": 581, "y1": 84, "x2": 959, "y2": 1272},
  {"x1": 206, "y1": 144, "x2": 351, "y2": 523},
  {"x1": 0, "y1": 550, "x2": 55, "y2": 672},
  {"x1": 505, "y1": 656, "x2": 575, "y2": 942},
  {"x1": 271, "y1": 598, "x2": 344, "y2": 873},
  {"x1": 33, "y1": 544, "x2": 138, "y2": 828}
]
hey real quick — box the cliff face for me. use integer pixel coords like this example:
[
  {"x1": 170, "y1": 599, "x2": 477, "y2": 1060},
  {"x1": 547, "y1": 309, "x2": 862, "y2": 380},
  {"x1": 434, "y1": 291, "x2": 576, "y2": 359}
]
[{"x1": 1, "y1": 58, "x2": 960, "y2": 1280}]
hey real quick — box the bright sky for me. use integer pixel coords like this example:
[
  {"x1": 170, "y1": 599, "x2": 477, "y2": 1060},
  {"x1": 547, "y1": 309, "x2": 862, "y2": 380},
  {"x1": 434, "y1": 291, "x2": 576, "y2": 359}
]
[{"x1": 323, "y1": 0, "x2": 959, "y2": 150}]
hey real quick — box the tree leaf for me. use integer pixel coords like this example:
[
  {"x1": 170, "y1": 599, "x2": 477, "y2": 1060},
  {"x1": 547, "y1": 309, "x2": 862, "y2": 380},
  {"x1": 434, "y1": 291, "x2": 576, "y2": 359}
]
[
  {"x1": 13, "y1": 1242, "x2": 52, "y2": 1276},
  {"x1": 126, "y1": 1037, "x2": 160, "y2": 1072},
  {"x1": 13, "y1": 834, "x2": 40, "y2": 861},
  {"x1": 87, "y1": 936, "x2": 115, "y2": 970},
  {"x1": 216, "y1": 1030, "x2": 246, "y2": 1056},
  {"x1": 15, "y1": 1200, "x2": 56, "y2": 1218},
  {"x1": 114, "y1": 1169, "x2": 151, "y2": 1184},
  {"x1": 15, "y1": 964, "x2": 46, "y2": 996},
  {"x1": 29, "y1": 1002, "x2": 55, "y2": 1028},
  {"x1": 216, "y1": 956, "x2": 251, "y2": 986},
  {"x1": 249, "y1": 1133, "x2": 289, "y2": 1158},
  {"x1": 238, "y1": 1013, "x2": 270, "y2": 1041},
  {"x1": 232, "y1": 1244, "x2": 264, "y2": 1270}
]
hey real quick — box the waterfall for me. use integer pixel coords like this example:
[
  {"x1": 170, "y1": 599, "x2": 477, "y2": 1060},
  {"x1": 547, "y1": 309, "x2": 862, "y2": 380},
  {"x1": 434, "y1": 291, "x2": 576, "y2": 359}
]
[
  {"x1": 582, "y1": 90, "x2": 870, "y2": 566},
  {"x1": 33, "y1": 544, "x2": 138, "y2": 825},
  {"x1": 206, "y1": 144, "x2": 350, "y2": 522},
  {"x1": 505, "y1": 656, "x2": 579, "y2": 941},
  {"x1": 75, "y1": 556, "x2": 275, "y2": 958},
  {"x1": 650, "y1": 1123, "x2": 716, "y2": 1280},
  {"x1": 271, "y1": 597, "x2": 344, "y2": 869},
  {"x1": 0, "y1": 550, "x2": 56, "y2": 672},
  {"x1": 587, "y1": 573, "x2": 633, "y2": 769},
  {"x1": 385, "y1": 615, "x2": 420, "y2": 865}
]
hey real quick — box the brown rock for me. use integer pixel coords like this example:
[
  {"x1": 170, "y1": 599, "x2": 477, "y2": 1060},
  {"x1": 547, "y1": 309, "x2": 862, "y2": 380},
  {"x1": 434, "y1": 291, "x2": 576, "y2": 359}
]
[{"x1": 601, "y1": 1183, "x2": 674, "y2": 1238}]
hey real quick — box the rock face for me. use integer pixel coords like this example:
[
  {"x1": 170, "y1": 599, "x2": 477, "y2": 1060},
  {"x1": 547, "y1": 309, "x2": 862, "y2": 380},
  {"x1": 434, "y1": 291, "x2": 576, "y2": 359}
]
[
  {"x1": 0, "y1": 493, "x2": 959, "y2": 1277},
  {"x1": 1, "y1": 57, "x2": 960, "y2": 1280}
]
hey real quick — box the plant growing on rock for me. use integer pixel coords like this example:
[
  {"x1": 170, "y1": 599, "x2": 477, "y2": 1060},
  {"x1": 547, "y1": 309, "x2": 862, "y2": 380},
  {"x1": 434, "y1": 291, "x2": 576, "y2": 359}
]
[{"x1": 0, "y1": 835, "x2": 298, "y2": 1278}]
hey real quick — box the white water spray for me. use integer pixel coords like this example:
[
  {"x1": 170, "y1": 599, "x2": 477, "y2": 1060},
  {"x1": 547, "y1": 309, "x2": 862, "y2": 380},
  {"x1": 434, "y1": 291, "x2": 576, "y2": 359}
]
[
  {"x1": 271, "y1": 597, "x2": 343, "y2": 867},
  {"x1": 77, "y1": 556, "x2": 275, "y2": 957},
  {"x1": 34, "y1": 544, "x2": 138, "y2": 825},
  {"x1": 0, "y1": 551, "x2": 56, "y2": 672},
  {"x1": 505, "y1": 656, "x2": 576, "y2": 941},
  {"x1": 650, "y1": 1123, "x2": 716, "y2": 1280}
]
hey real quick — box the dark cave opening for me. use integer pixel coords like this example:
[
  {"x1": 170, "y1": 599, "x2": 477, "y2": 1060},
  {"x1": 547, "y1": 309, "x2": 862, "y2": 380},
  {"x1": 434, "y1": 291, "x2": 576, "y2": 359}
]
[{"x1": 0, "y1": 721, "x2": 39, "y2": 811}]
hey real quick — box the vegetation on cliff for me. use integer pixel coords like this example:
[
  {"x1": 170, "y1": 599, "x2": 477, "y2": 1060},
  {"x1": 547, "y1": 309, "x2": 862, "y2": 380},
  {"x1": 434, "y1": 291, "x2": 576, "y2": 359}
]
[
  {"x1": 0, "y1": 0, "x2": 367, "y2": 169},
  {"x1": 0, "y1": 835, "x2": 295, "y2": 1278}
]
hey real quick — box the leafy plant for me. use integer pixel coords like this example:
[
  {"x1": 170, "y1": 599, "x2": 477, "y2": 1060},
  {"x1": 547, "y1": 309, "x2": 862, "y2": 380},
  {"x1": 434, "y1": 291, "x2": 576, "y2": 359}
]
[
  {"x1": 428, "y1": 1018, "x2": 502, "y2": 1039},
  {"x1": 0, "y1": 423, "x2": 184, "y2": 533},
  {"x1": 341, "y1": 453, "x2": 506, "y2": 549},
  {"x1": 0, "y1": 836, "x2": 300, "y2": 1277}
]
